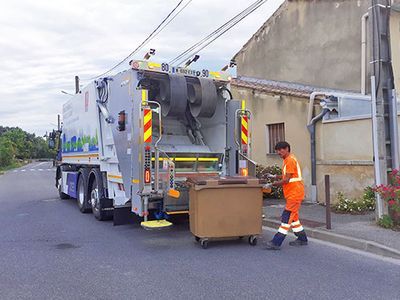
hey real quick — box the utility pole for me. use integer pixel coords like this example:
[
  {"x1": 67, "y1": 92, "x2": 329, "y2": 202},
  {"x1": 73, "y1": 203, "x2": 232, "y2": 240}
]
[{"x1": 370, "y1": 0, "x2": 399, "y2": 219}]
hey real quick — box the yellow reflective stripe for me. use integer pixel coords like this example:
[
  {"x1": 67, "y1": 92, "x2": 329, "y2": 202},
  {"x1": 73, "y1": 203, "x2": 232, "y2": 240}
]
[
  {"x1": 280, "y1": 223, "x2": 290, "y2": 229},
  {"x1": 148, "y1": 62, "x2": 161, "y2": 68},
  {"x1": 144, "y1": 110, "x2": 152, "y2": 125},
  {"x1": 198, "y1": 157, "x2": 219, "y2": 162},
  {"x1": 142, "y1": 89, "x2": 148, "y2": 101},
  {"x1": 289, "y1": 178, "x2": 302, "y2": 182},
  {"x1": 144, "y1": 128, "x2": 152, "y2": 142},
  {"x1": 241, "y1": 118, "x2": 248, "y2": 130},
  {"x1": 209, "y1": 71, "x2": 221, "y2": 78},
  {"x1": 173, "y1": 157, "x2": 197, "y2": 162},
  {"x1": 165, "y1": 210, "x2": 189, "y2": 215},
  {"x1": 283, "y1": 157, "x2": 303, "y2": 182},
  {"x1": 241, "y1": 131, "x2": 248, "y2": 144},
  {"x1": 292, "y1": 225, "x2": 304, "y2": 233},
  {"x1": 132, "y1": 179, "x2": 140, "y2": 184},
  {"x1": 278, "y1": 227, "x2": 289, "y2": 235}
]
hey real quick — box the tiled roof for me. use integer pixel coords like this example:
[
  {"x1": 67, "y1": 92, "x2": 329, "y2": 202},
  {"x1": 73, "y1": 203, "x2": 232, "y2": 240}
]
[{"x1": 231, "y1": 76, "x2": 358, "y2": 100}]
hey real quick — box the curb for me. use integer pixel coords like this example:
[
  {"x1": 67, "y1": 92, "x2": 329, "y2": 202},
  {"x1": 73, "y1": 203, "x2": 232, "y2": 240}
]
[{"x1": 263, "y1": 218, "x2": 400, "y2": 260}]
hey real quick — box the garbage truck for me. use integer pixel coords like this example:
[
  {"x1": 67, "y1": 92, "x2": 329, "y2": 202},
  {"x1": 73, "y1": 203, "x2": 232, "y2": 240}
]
[{"x1": 53, "y1": 60, "x2": 257, "y2": 227}]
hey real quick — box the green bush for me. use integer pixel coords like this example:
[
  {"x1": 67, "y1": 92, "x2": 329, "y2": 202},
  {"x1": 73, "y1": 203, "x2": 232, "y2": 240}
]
[
  {"x1": 256, "y1": 164, "x2": 283, "y2": 199},
  {"x1": 334, "y1": 187, "x2": 375, "y2": 214},
  {"x1": 378, "y1": 215, "x2": 394, "y2": 229}
]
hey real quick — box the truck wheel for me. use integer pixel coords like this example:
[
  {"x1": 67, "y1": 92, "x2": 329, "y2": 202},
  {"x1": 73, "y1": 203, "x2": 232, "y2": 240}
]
[
  {"x1": 57, "y1": 178, "x2": 69, "y2": 199},
  {"x1": 77, "y1": 169, "x2": 91, "y2": 213},
  {"x1": 90, "y1": 169, "x2": 112, "y2": 221}
]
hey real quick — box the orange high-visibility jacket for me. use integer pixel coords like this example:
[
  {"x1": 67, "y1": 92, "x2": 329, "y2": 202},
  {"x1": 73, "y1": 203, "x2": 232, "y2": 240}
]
[{"x1": 282, "y1": 154, "x2": 305, "y2": 201}]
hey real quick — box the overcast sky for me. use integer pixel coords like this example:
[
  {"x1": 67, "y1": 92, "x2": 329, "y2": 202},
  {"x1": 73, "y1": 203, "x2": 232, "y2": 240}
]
[{"x1": 0, "y1": 0, "x2": 284, "y2": 136}]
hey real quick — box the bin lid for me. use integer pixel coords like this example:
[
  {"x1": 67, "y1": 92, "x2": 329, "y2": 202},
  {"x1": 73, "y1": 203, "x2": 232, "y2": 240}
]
[{"x1": 187, "y1": 176, "x2": 263, "y2": 187}]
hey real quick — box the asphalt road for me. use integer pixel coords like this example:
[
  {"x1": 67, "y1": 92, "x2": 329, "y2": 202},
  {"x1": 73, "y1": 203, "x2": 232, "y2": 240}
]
[{"x1": 0, "y1": 162, "x2": 399, "y2": 300}]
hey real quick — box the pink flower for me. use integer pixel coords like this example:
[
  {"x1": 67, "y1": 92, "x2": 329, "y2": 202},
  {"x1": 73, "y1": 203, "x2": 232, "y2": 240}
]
[{"x1": 388, "y1": 199, "x2": 396, "y2": 206}]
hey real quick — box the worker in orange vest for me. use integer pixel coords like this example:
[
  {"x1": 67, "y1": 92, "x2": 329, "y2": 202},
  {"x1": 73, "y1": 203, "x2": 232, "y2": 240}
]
[{"x1": 263, "y1": 141, "x2": 308, "y2": 250}]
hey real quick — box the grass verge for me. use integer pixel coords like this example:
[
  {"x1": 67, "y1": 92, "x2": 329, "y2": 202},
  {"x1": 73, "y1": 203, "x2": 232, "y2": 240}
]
[{"x1": 0, "y1": 160, "x2": 30, "y2": 175}]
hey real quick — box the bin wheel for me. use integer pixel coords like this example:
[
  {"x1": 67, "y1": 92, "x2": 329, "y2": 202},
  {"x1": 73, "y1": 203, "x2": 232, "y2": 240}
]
[
  {"x1": 249, "y1": 236, "x2": 257, "y2": 246},
  {"x1": 195, "y1": 236, "x2": 200, "y2": 242},
  {"x1": 200, "y1": 239, "x2": 208, "y2": 249}
]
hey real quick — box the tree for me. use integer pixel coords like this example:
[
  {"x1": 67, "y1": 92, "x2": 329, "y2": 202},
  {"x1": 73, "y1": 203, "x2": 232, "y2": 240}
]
[
  {"x1": 2, "y1": 128, "x2": 31, "y2": 159},
  {"x1": 0, "y1": 126, "x2": 55, "y2": 168},
  {"x1": 0, "y1": 137, "x2": 15, "y2": 167}
]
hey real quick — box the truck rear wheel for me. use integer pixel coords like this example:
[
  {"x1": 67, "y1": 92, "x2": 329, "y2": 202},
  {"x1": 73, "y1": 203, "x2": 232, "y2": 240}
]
[
  {"x1": 77, "y1": 169, "x2": 91, "y2": 213},
  {"x1": 90, "y1": 169, "x2": 112, "y2": 221}
]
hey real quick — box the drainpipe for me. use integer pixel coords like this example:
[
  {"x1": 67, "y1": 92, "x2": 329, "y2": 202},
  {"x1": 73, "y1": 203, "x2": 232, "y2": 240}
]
[
  {"x1": 307, "y1": 92, "x2": 328, "y2": 203},
  {"x1": 361, "y1": 13, "x2": 369, "y2": 95},
  {"x1": 307, "y1": 92, "x2": 326, "y2": 125},
  {"x1": 307, "y1": 108, "x2": 330, "y2": 203}
]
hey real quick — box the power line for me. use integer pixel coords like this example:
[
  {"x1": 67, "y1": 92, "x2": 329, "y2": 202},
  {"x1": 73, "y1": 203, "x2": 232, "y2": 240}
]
[
  {"x1": 84, "y1": 0, "x2": 191, "y2": 81},
  {"x1": 175, "y1": 0, "x2": 267, "y2": 66},
  {"x1": 177, "y1": 1, "x2": 266, "y2": 66},
  {"x1": 169, "y1": 0, "x2": 263, "y2": 65},
  {"x1": 169, "y1": 0, "x2": 267, "y2": 66},
  {"x1": 153, "y1": 0, "x2": 194, "y2": 41}
]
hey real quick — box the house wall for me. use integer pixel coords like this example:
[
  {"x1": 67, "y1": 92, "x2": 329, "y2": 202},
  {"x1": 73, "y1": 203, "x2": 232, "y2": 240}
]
[
  {"x1": 233, "y1": 87, "x2": 312, "y2": 201},
  {"x1": 315, "y1": 118, "x2": 375, "y2": 203},
  {"x1": 231, "y1": 0, "x2": 400, "y2": 203},
  {"x1": 232, "y1": 86, "x2": 382, "y2": 204},
  {"x1": 235, "y1": 0, "x2": 373, "y2": 93}
]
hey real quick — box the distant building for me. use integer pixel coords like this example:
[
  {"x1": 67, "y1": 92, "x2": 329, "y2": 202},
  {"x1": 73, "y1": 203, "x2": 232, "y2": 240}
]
[{"x1": 231, "y1": 0, "x2": 400, "y2": 203}]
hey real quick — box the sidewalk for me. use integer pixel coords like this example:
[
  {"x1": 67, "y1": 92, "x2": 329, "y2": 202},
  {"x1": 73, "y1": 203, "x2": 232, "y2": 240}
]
[{"x1": 263, "y1": 199, "x2": 400, "y2": 259}]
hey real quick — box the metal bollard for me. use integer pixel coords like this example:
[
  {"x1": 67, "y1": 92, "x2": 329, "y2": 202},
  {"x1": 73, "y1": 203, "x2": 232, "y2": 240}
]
[{"x1": 325, "y1": 175, "x2": 332, "y2": 230}]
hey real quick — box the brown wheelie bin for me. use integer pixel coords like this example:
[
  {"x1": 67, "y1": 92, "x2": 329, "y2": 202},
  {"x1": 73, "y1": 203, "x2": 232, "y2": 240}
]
[{"x1": 188, "y1": 177, "x2": 263, "y2": 249}]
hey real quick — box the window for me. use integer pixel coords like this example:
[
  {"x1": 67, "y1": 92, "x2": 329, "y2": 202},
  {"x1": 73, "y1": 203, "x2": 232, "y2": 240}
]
[{"x1": 266, "y1": 123, "x2": 285, "y2": 154}]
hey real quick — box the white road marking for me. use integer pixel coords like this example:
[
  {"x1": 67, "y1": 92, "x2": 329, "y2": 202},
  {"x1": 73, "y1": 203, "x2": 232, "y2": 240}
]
[
  {"x1": 16, "y1": 213, "x2": 29, "y2": 217},
  {"x1": 10, "y1": 167, "x2": 54, "y2": 173}
]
